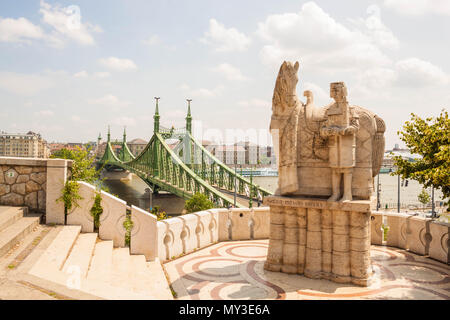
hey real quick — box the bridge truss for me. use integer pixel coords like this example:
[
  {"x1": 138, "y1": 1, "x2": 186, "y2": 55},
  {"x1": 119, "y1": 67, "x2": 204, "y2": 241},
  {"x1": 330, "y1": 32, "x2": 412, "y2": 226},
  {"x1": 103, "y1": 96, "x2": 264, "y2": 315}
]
[{"x1": 98, "y1": 100, "x2": 273, "y2": 208}]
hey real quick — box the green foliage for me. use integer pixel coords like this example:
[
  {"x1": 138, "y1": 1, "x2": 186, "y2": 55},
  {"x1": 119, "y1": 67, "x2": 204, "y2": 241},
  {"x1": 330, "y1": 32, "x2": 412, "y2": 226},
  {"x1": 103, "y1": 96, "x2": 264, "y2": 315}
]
[
  {"x1": 53, "y1": 146, "x2": 106, "y2": 219},
  {"x1": 151, "y1": 206, "x2": 170, "y2": 221},
  {"x1": 393, "y1": 111, "x2": 450, "y2": 210},
  {"x1": 184, "y1": 193, "x2": 214, "y2": 214},
  {"x1": 56, "y1": 180, "x2": 82, "y2": 214},
  {"x1": 418, "y1": 188, "x2": 431, "y2": 206},
  {"x1": 123, "y1": 214, "x2": 134, "y2": 247},
  {"x1": 51, "y1": 146, "x2": 100, "y2": 183},
  {"x1": 90, "y1": 192, "x2": 103, "y2": 230}
]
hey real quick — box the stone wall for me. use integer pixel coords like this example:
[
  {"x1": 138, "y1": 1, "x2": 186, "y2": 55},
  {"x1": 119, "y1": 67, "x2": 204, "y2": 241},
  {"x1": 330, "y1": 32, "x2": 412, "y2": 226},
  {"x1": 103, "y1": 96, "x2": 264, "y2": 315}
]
[
  {"x1": 0, "y1": 158, "x2": 49, "y2": 212},
  {"x1": 371, "y1": 211, "x2": 449, "y2": 265}
]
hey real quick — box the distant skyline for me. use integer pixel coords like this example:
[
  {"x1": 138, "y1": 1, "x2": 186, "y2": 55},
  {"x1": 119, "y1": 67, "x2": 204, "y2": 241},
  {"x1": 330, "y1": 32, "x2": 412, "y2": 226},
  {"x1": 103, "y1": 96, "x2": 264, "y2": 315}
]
[{"x1": 0, "y1": 0, "x2": 449, "y2": 148}]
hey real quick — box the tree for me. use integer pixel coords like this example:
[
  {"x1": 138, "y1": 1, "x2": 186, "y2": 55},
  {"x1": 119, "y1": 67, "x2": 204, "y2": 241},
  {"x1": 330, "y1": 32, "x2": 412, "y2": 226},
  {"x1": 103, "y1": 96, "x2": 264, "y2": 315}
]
[
  {"x1": 393, "y1": 111, "x2": 449, "y2": 211},
  {"x1": 51, "y1": 147, "x2": 100, "y2": 183},
  {"x1": 418, "y1": 188, "x2": 430, "y2": 212},
  {"x1": 184, "y1": 193, "x2": 214, "y2": 213}
]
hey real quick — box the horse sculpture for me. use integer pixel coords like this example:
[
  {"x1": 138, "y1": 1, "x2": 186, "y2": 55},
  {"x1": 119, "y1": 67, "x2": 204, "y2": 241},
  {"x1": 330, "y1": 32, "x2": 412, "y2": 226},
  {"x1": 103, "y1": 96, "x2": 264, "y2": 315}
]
[{"x1": 270, "y1": 61, "x2": 385, "y2": 200}]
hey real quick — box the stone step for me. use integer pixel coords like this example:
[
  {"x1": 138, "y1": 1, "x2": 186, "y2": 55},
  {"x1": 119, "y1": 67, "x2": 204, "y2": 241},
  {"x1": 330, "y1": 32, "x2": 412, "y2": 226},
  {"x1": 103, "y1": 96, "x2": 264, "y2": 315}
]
[
  {"x1": 146, "y1": 258, "x2": 174, "y2": 300},
  {"x1": 110, "y1": 247, "x2": 132, "y2": 288},
  {"x1": 0, "y1": 214, "x2": 41, "y2": 258},
  {"x1": 0, "y1": 207, "x2": 26, "y2": 233},
  {"x1": 28, "y1": 225, "x2": 81, "y2": 278},
  {"x1": 129, "y1": 255, "x2": 173, "y2": 299},
  {"x1": 86, "y1": 240, "x2": 113, "y2": 283},
  {"x1": 62, "y1": 233, "x2": 98, "y2": 278}
]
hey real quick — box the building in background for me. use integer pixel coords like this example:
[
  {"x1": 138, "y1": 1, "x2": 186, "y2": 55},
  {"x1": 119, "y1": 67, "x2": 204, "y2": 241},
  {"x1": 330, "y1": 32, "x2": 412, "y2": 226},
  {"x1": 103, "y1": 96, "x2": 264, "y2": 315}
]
[
  {"x1": 127, "y1": 138, "x2": 148, "y2": 156},
  {"x1": 0, "y1": 131, "x2": 50, "y2": 158}
]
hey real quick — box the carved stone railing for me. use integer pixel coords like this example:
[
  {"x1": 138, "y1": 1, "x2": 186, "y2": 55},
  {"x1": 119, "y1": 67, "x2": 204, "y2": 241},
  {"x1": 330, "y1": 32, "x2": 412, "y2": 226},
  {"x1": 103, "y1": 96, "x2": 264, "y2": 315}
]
[
  {"x1": 371, "y1": 211, "x2": 449, "y2": 265},
  {"x1": 155, "y1": 207, "x2": 270, "y2": 262},
  {"x1": 55, "y1": 180, "x2": 270, "y2": 262}
]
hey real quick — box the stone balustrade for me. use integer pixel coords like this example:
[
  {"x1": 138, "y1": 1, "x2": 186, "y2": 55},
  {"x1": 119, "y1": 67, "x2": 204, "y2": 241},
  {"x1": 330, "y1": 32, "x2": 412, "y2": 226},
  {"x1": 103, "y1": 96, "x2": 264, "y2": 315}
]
[
  {"x1": 57, "y1": 180, "x2": 271, "y2": 262},
  {"x1": 371, "y1": 211, "x2": 449, "y2": 265},
  {"x1": 155, "y1": 207, "x2": 270, "y2": 262},
  {"x1": 1, "y1": 155, "x2": 446, "y2": 267}
]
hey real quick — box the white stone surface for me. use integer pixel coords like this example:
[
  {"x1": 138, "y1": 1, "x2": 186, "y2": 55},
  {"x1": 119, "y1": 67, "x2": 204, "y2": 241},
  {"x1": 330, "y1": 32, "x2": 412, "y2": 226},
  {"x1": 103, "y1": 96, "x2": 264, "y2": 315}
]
[
  {"x1": 130, "y1": 205, "x2": 158, "y2": 261},
  {"x1": 45, "y1": 159, "x2": 69, "y2": 225},
  {"x1": 252, "y1": 207, "x2": 270, "y2": 239},
  {"x1": 66, "y1": 181, "x2": 95, "y2": 232},
  {"x1": 98, "y1": 190, "x2": 127, "y2": 247}
]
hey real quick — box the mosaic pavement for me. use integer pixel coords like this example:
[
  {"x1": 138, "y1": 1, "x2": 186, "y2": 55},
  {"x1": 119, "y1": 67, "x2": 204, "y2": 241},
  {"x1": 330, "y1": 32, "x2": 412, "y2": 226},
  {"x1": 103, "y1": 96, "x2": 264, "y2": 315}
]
[{"x1": 164, "y1": 240, "x2": 450, "y2": 300}]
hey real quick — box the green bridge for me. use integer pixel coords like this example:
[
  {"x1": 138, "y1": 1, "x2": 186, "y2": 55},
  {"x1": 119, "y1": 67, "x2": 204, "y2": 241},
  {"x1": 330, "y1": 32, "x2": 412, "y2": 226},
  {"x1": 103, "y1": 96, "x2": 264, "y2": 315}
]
[{"x1": 98, "y1": 99, "x2": 273, "y2": 208}]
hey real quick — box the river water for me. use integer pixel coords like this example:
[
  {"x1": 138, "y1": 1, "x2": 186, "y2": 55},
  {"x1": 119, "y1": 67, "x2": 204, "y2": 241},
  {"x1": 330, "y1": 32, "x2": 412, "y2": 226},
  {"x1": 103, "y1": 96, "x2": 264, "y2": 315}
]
[{"x1": 102, "y1": 173, "x2": 446, "y2": 215}]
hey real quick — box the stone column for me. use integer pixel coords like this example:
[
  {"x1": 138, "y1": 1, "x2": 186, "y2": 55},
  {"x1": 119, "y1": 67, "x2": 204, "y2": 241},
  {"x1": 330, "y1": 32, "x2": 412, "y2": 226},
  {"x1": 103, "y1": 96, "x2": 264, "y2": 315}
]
[
  {"x1": 297, "y1": 208, "x2": 307, "y2": 274},
  {"x1": 305, "y1": 208, "x2": 322, "y2": 279},
  {"x1": 45, "y1": 159, "x2": 70, "y2": 225},
  {"x1": 282, "y1": 207, "x2": 298, "y2": 273},
  {"x1": 321, "y1": 209, "x2": 333, "y2": 280},
  {"x1": 264, "y1": 205, "x2": 284, "y2": 272},
  {"x1": 332, "y1": 210, "x2": 351, "y2": 283},
  {"x1": 350, "y1": 211, "x2": 372, "y2": 286}
]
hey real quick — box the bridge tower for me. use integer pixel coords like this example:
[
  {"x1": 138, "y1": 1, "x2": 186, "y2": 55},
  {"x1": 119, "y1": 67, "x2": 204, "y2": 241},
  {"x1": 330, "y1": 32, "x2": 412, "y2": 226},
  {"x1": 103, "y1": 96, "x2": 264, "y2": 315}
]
[
  {"x1": 186, "y1": 99, "x2": 192, "y2": 134},
  {"x1": 154, "y1": 97, "x2": 160, "y2": 133},
  {"x1": 107, "y1": 125, "x2": 111, "y2": 142},
  {"x1": 122, "y1": 126, "x2": 127, "y2": 161}
]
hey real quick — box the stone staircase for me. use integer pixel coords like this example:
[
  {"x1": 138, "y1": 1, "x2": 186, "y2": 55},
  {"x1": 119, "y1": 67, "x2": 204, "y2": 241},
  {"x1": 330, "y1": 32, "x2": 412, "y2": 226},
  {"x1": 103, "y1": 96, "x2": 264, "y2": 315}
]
[
  {"x1": 0, "y1": 206, "x2": 41, "y2": 258},
  {"x1": 0, "y1": 206, "x2": 173, "y2": 300},
  {"x1": 27, "y1": 225, "x2": 173, "y2": 300}
]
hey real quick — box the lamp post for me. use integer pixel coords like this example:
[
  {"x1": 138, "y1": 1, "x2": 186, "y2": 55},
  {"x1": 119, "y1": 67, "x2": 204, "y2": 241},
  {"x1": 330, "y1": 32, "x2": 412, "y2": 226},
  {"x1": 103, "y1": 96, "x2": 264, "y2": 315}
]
[
  {"x1": 234, "y1": 165, "x2": 237, "y2": 208},
  {"x1": 249, "y1": 166, "x2": 253, "y2": 209},
  {"x1": 431, "y1": 186, "x2": 435, "y2": 218},
  {"x1": 397, "y1": 174, "x2": 400, "y2": 213},
  {"x1": 376, "y1": 173, "x2": 381, "y2": 211}
]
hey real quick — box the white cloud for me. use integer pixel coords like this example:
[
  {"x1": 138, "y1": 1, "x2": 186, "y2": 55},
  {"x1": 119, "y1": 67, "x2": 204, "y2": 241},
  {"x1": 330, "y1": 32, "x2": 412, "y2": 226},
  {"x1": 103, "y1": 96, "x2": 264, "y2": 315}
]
[
  {"x1": 73, "y1": 70, "x2": 88, "y2": 78},
  {"x1": 383, "y1": 0, "x2": 450, "y2": 16},
  {"x1": 99, "y1": 57, "x2": 138, "y2": 72},
  {"x1": 395, "y1": 58, "x2": 449, "y2": 87},
  {"x1": 0, "y1": 72, "x2": 54, "y2": 95},
  {"x1": 88, "y1": 94, "x2": 130, "y2": 107},
  {"x1": 200, "y1": 19, "x2": 251, "y2": 52},
  {"x1": 39, "y1": 1, "x2": 102, "y2": 47},
  {"x1": 34, "y1": 109, "x2": 54, "y2": 117},
  {"x1": 142, "y1": 34, "x2": 160, "y2": 46},
  {"x1": 302, "y1": 82, "x2": 330, "y2": 105},
  {"x1": 93, "y1": 72, "x2": 111, "y2": 78},
  {"x1": 350, "y1": 5, "x2": 399, "y2": 50},
  {"x1": 238, "y1": 98, "x2": 270, "y2": 108},
  {"x1": 0, "y1": 17, "x2": 44, "y2": 43},
  {"x1": 352, "y1": 58, "x2": 448, "y2": 97},
  {"x1": 257, "y1": 2, "x2": 393, "y2": 69},
  {"x1": 180, "y1": 83, "x2": 224, "y2": 98},
  {"x1": 211, "y1": 63, "x2": 249, "y2": 81}
]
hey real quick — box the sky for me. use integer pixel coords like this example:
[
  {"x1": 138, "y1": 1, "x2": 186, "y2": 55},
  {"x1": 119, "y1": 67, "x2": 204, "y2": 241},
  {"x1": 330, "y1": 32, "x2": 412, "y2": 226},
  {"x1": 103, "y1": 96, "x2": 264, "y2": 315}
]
[{"x1": 0, "y1": 0, "x2": 449, "y2": 148}]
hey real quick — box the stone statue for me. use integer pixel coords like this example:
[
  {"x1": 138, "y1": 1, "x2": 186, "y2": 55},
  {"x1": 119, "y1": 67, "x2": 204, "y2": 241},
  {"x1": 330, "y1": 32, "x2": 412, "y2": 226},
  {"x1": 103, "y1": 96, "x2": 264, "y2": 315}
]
[
  {"x1": 271, "y1": 61, "x2": 385, "y2": 201},
  {"x1": 264, "y1": 61, "x2": 386, "y2": 286},
  {"x1": 320, "y1": 82, "x2": 360, "y2": 202},
  {"x1": 270, "y1": 61, "x2": 301, "y2": 195}
]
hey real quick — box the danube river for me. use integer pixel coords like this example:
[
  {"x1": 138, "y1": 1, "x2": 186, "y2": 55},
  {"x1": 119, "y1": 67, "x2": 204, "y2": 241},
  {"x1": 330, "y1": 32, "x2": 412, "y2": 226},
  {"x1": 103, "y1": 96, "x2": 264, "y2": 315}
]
[{"x1": 102, "y1": 173, "x2": 446, "y2": 215}]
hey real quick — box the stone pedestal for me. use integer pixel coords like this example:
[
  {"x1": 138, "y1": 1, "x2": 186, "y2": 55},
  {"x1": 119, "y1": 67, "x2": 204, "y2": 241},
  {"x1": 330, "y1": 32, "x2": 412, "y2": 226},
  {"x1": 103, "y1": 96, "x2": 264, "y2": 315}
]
[{"x1": 264, "y1": 195, "x2": 374, "y2": 287}]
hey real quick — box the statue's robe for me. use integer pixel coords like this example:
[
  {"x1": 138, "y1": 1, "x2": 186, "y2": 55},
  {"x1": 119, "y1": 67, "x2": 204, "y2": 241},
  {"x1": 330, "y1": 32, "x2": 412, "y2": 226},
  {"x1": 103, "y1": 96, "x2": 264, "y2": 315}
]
[{"x1": 294, "y1": 105, "x2": 385, "y2": 200}]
